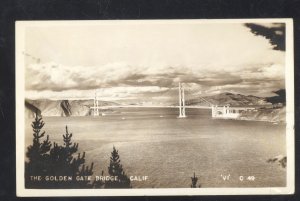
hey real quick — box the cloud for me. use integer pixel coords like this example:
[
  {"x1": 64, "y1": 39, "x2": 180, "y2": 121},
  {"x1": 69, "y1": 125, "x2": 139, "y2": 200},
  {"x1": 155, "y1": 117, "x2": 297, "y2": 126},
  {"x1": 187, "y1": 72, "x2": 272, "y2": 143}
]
[
  {"x1": 26, "y1": 86, "x2": 169, "y2": 101},
  {"x1": 26, "y1": 61, "x2": 284, "y2": 91},
  {"x1": 24, "y1": 22, "x2": 286, "y2": 100},
  {"x1": 26, "y1": 61, "x2": 284, "y2": 100}
]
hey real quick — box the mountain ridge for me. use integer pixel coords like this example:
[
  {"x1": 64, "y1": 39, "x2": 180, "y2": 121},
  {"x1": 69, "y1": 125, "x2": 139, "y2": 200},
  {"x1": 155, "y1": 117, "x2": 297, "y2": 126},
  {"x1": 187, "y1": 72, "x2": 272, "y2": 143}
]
[
  {"x1": 25, "y1": 91, "x2": 284, "y2": 117},
  {"x1": 186, "y1": 92, "x2": 272, "y2": 107}
]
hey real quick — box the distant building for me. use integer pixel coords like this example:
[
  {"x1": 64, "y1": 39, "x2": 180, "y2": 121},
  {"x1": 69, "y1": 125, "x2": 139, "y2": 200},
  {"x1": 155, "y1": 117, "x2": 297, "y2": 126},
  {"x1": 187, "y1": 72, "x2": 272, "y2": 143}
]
[{"x1": 211, "y1": 105, "x2": 255, "y2": 119}]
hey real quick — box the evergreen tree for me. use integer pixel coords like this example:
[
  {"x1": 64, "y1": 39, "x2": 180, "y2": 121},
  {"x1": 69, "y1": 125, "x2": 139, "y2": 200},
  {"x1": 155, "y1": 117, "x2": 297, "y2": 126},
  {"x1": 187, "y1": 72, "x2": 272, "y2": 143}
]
[
  {"x1": 47, "y1": 126, "x2": 94, "y2": 188},
  {"x1": 92, "y1": 170, "x2": 105, "y2": 188},
  {"x1": 25, "y1": 112, "x2": 51, "y2": 188},
  {"x1": 105, "y1": 146, "x2": 131, "y2": 188},
  {"x1": 190, "y1": 172, "x2": 201, "y2": 188},
  {"x1": 25, "y1": 112, "x2": 94, "y2": 188}
]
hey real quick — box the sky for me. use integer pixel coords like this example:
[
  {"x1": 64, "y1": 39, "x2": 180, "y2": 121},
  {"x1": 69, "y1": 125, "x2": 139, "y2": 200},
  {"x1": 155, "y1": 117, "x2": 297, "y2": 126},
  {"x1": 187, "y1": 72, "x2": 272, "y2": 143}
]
[{"x1": 24, "y1": 21, "x2": 286, "y2": 103}]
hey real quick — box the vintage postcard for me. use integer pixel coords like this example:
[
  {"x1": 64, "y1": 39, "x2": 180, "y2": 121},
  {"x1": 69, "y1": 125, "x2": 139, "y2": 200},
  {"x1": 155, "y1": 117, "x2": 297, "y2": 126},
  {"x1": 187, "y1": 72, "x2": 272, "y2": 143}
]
[{"x1": 16, "y1": 19, "x2": 294, "y2": 196}]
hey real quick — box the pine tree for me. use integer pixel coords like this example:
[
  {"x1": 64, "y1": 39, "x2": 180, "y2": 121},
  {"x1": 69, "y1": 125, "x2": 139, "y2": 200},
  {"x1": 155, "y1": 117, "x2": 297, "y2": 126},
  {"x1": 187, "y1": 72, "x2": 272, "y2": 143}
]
[
  {"x1": 25, "y1": 112, "x2": 51, "y2": 188},
  {"x1": 26, "y1": 113, "x2": 51, "y2": 163},
  {"x1": 25, "y1": 113, "x2": 95, "y2": 188},
  {"x1": 48, "y1": 126, "x2": 94, "y2": 188},
  {"x1": 48, "y1": 126, "x2": 79, "y2": 175},
  {"x1": 105, "y1": 146, "x2": 131, "y2": 188},
  {"x1": 93, "y1": 170, "x2": 105, "y2": 188},
  {"x1": 190, "y1": 172, "x2": 201, "y2": 188}
]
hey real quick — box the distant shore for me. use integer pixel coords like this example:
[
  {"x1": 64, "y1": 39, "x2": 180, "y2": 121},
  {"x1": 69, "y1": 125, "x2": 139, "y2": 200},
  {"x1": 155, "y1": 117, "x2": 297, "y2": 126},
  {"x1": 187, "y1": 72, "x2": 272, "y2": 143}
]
[
  {"x1": 237, "y1": 107, "x2": 286, "y2": 123},
  {"x1": 25, "y1": 98, "x2": 285, "y2": 124}
]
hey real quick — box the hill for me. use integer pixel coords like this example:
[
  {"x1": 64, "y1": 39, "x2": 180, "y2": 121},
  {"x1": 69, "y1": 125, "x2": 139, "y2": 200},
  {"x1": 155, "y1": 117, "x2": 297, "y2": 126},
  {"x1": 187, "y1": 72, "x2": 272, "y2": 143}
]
[
  {"x1": 25, "y1": 91, "x2": 285, "y2": 122},
  {"x1": 25, "y1": 99, "x2": 119, "y2": 117},
  {"x1": 186, "y1": 92, "x2": 271, "y2": 107},
  {"x1": 186, "y1": 92, "x2": 285, "y2": 123}
]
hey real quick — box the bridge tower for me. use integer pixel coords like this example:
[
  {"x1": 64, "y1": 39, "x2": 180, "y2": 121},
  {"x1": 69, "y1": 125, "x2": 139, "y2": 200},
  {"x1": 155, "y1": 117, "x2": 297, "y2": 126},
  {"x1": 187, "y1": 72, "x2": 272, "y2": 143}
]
[
  {"x1": 93, "y1": 91, "x2": 99, "y2": 116},
  {"x1": 178, "y1": 82, "x2": 186, "y2": 118}
]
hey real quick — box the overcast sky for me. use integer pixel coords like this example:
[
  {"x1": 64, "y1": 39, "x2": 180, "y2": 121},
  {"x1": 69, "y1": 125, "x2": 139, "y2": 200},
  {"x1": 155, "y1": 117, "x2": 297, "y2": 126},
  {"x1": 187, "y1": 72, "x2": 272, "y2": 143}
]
[{"x1": 24, "y1": 21, "x2": 285, "y2": 102}]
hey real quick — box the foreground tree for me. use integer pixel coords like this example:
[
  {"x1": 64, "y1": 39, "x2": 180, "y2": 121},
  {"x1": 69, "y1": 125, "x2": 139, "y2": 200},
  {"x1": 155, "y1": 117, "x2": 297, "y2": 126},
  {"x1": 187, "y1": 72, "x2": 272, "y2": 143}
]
[
  {"x1": 25, "y1": 113, "x2": 51, "y2": 188},
  {"x1": 25, "y1": 112, "x2": 94, "y2": 188},
  {"x1": 105, "y1": 146, "x2": 131, "y2": 188},
  {"x1": 47, "y1": 126, "x2": 94, "y2": 188},
  {"x1": 190, "y1": 172, "x2": 201, "y2": 188}
]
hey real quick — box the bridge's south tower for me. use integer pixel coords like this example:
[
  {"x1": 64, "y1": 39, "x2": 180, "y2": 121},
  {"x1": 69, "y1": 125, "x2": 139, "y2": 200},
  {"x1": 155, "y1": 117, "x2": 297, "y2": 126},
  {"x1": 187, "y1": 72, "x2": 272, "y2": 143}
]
[{"x1": 178, "y1": 82, "x2": 186, "y2": 118}]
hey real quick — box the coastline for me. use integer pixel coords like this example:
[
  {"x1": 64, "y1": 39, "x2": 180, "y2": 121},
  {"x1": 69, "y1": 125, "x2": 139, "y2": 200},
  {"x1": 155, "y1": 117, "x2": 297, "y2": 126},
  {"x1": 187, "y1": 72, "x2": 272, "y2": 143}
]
[{"x1": 237, "y1": 107, "x2": 286, "y2": 123}]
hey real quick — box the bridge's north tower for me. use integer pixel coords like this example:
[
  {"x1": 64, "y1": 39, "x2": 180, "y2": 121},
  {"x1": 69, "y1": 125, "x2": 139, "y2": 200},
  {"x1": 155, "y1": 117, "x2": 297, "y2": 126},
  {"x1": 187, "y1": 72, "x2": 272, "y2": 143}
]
[{"x1": 178, "y1": 82, "x2": 186, "y2": 118}]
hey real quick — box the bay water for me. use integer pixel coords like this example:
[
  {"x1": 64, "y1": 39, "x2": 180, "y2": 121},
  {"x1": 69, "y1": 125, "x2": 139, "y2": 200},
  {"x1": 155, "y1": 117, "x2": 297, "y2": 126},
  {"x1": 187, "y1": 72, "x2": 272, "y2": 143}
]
[{"x1": 25, "y1": 108, "x2": 286, "y2": 188}]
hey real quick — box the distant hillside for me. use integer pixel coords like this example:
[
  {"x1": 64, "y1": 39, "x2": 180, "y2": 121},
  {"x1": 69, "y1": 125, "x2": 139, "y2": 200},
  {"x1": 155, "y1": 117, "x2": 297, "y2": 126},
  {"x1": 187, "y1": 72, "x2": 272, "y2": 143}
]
[
  {"x1": 25, "y1": 99, "x2": 119, "y2": 117},
  {"x1": 186, "y1": 92, "x2": 271, "y2": 107},
  {"x1": 25, "y1": 91, "x2": 285, "y2": 121},
  {"x1": 184, "y1": 91, "x2": 285, "y2": 123},
  {"x1": 238, "y1": 107, "x2": 286, "y2": 123}
]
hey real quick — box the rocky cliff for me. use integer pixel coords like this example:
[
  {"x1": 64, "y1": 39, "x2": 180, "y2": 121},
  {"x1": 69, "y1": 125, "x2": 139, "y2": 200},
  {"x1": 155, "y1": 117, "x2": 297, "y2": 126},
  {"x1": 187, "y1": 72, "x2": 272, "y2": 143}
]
[
  {"x1": 25, "y1": 101, "x2": 41, "y2": 118},
  {"x1": 25, "y1": 99, "x2": 117, "y2": 117}
]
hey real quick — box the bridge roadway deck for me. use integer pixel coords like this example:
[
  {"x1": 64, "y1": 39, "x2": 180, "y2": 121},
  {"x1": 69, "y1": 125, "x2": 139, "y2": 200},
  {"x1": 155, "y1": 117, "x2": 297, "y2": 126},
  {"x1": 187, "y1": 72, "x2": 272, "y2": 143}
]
[{"x1": 90, "y1": 105, "x2": 256, "y2": 110}]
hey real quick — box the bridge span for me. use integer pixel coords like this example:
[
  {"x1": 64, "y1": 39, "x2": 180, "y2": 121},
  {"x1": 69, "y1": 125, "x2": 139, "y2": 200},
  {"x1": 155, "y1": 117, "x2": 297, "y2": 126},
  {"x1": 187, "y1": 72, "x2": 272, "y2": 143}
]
[
  {"x1": 90, "y1": 105, "x2": 255, "y2": 110},
  {"x1": 91, "y1": 83, "x2": 257, "y2": 119}
]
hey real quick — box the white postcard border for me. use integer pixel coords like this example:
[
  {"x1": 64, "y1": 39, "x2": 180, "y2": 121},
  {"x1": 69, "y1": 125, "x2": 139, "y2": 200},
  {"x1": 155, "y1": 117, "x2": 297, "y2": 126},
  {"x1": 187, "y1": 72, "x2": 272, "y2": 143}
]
[{"x1": 16, "y1": 18, "x2": 295, "y2": 196}]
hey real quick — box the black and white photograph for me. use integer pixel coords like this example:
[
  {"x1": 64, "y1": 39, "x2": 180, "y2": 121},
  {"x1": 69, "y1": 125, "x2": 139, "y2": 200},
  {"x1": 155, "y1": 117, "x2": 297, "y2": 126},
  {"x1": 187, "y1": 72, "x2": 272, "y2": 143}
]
[{"x1": 15, "y1": 19, "x2": 294, "y2": 196}]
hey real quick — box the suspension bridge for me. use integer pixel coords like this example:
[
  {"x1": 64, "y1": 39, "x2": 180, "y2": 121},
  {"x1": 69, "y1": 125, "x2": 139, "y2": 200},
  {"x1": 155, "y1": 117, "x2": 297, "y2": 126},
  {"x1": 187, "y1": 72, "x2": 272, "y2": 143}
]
[{"x1": 90, "y1": 83, "x2": 256, "y2": 119}]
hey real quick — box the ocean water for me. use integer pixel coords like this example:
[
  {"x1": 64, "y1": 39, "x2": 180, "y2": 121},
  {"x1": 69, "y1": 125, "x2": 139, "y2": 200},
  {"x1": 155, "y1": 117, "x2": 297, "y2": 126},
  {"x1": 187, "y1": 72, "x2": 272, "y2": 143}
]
[{"x1": 25, "y1": 108, "x2": 286, "y2": 188}]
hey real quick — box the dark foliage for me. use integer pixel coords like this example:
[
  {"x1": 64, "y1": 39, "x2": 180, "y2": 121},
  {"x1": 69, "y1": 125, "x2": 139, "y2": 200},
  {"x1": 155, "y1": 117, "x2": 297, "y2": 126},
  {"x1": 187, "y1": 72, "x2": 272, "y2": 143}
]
[
  {"x1": 25, "y1": 114, "x2": 51, "y2": 181},
  {"x1": 105, "y1": 146, "x2": 131, "y2": 188},
  {"x1": 244, "y1": 23, "x2": 285, "y2": 51},
  {"x1": 191, "y1": 172, "x2": 201, "y2": 188},
  {"x1": 92, "y1": 170, "x2": 105, "y2": 188},
  {"x1": 266, "y1": 89, "x2": 286, "y2": 105},
  {"x1": 25, "y1": 112, "x2": 94, "y2": 188}
]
